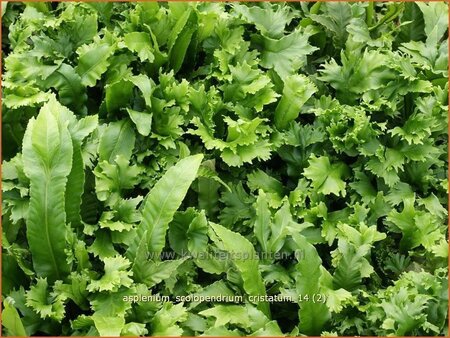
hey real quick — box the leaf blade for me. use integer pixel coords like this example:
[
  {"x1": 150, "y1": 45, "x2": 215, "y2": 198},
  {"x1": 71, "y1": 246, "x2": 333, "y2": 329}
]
[
  {"x1": 22, "y1": 99, "x2": 73, "y2": 282},
  {"x1": 127, "y1": 154, "x2": 203, "y2": 259}
]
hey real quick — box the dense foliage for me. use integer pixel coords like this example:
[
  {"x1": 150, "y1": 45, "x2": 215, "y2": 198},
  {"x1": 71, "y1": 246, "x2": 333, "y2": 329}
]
[{"x1": 2, "y1": 2, "x2": 449, "y2": 336}]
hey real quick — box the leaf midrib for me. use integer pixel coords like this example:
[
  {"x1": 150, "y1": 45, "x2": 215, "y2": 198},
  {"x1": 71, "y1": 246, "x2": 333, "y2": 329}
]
[
  {"x1": 43, "y1": 178, "x2": 60, "y2": 280},
  {"x1": 145, "y1": 180, "x2": 182, "y2": 253}
]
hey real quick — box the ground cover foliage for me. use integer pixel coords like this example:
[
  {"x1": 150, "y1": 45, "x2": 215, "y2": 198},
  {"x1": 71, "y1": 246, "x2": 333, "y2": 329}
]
[{"x1": 1, "y1": 1, "x2": 449, "y2": 336}]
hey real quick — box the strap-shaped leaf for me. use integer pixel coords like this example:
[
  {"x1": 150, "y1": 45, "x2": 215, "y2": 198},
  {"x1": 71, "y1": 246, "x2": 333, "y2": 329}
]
[
  {"x1": 76, "y1": 42, "x2": 114, "y2": 87},
  {"x1": 254, "y1": 191, "x2": 271, "y2": 252},
  {"x1": 292, "y1": 233, "x2": 330, "y2": 335},
  {"x1": 3, "y1": 298, "x2": 27, "y2": 336},
  {"x1": 168, "y1": 208, "x2": 209, "y2": 257},
  {"x1": 126, "y1": 108, "x2": 152, "y2": 137},
  {"x1": 260, "y1": 28, "x2": 317, "y2": 80},
  {"x1": 123, "y1": 32, "x2": 155, "y2": 62},
  {"x1": 66, "y1": 115, "x2": 98, "y2": 227},
  {"x1": 92, "y1": 314, "x2": 125, "y2": 337},
  {"x1": 127, "y1": 154, "x2": 203, "y2": 260},
  {"x1": 44, "y1": 63, "x2": 87, "y2": 114},
  {"x1": 98, "y1": 120, "x2": 135, "y2": 163},
  {"x1": 133, "y1": 257, "x2": 186, "y2": 287},
  {"x1": 209, "y1": 222, "x2": 270, "y2": 318},
  {"x1": 104, "y1": 79, "x2": 134, "y2": 114},
  {"x1": 416, "y1": 2, "x2": 448, "y2": 47},
  {"x1": 168, "y1": 9, "x2": 198, "y2": 73},
  {"x1": 22, "y1": 99, "x2": 73, "y2": 282},
  {"x1": 274, "y1": 74, "x2": 316, "y2": 130},
  {"x1": 130, "y1": 74, "x2": 154, "y2": 108}
]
